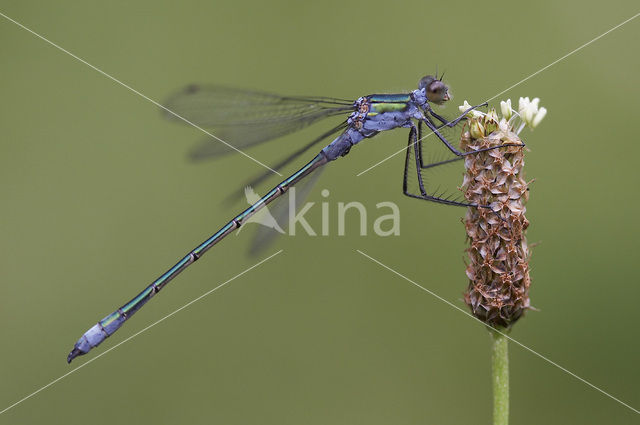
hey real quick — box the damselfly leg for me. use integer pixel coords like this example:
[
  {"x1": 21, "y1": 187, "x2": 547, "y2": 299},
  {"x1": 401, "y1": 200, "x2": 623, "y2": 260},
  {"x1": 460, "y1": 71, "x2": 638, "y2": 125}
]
[
  {"x1": 428, "y1": 102, "x2": 487, "y2": 128},
  {"x1": 405, "y1": 103, "x2": 521, "y2": 212},
  {"x1": 403, "y1": 125, "x2": 475, "y2": 207},
  {"x1": 421, "y1": 103, "x2": 525, "y2": 157},
  {"x1": 416, "y1": 121, "x2": 463, "y2": 170}
]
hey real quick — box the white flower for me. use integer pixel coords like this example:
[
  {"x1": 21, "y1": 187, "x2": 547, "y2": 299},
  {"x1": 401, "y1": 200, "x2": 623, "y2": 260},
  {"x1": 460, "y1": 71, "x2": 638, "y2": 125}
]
[
  {"x1": 500, "y1": 99, "x2": 512, "y2": 120},
  {"x1": 530, "y1": 97, "x2": 540, "y2": 111},
  {"x1": 519, "y1": 97, "x2": 532, "y2": 123},
  {"x1": 518, "y1": 97, "x2": 546, "y2": 129},
  {"x1": 459, "y1": 100, "x2": 484, "y2": 118},
  {"x1": 531, "y1": 107, "x2": 547, "y2": 128},
  {"x1": 459, "y1": 100, "x2": 471, "y2": 112}
]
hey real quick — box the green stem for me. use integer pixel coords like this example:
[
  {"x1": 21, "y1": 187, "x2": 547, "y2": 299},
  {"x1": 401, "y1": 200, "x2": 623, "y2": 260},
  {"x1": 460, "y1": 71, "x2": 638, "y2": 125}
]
[{"x1": 491, "y1": 328, "x2": 509, "y2": 425}]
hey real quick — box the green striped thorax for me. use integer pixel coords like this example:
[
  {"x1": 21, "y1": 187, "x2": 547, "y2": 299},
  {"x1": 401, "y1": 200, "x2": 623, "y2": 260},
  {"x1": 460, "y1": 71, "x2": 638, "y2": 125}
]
[
  {"x1": 367, "y1": 94, "x2": 412, "y2": 116},
  {"x1": 365, "y1": 74, "x2": 451, "y2": 115}
]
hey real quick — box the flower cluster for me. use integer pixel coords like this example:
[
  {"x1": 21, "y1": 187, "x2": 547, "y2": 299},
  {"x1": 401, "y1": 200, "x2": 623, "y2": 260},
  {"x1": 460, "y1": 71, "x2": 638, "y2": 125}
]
[
  {"x1": 457, "y1": 98, "x2": 545, "y2": 328},
  {"x1": 460, "y1": 97, "x2": 548, "y2": 134}
]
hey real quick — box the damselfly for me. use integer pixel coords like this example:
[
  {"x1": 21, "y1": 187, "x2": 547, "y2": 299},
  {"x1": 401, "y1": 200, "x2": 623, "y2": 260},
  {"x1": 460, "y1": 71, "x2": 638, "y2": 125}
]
[{"x1": 67, "y1": 75, "x2": 518, "y2": 363}]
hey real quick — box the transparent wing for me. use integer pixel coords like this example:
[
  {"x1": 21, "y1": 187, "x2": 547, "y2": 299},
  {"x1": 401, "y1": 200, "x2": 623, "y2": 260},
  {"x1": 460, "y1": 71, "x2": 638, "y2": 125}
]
[
  {"x1": 163, "y1": 85, "x2": 354, "y2": 157},
  {"x1": 224, "y1": 120, "x2": 348, "y2": 204},
  {"x1": 236, "y1": 121, "x2": 347, "y2": 255},
  {"x1": 248, "y1": 167, "x2": 325, "y2": 257}
]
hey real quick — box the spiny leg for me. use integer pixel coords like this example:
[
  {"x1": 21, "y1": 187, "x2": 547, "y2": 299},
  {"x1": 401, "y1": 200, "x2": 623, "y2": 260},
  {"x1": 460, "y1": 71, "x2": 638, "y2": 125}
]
[
  {"x1": 416, "y1": 121, "x2": 465, "y2": 170},
  {"x1": 417, "y1": 103, "x2": 489, "y2": 169},
  {"x1": 403, "y1": 125, "x2": 476, "y2": 208},
  {"x1": 409, "y1": 124, "x2": 509, "y2": 221}
]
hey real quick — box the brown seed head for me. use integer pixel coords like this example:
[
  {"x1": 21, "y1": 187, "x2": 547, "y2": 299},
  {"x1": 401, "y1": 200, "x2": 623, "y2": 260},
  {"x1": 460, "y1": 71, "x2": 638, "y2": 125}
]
[{"x1": 460, "y1": 113, "x2": 531, "y2": 328}]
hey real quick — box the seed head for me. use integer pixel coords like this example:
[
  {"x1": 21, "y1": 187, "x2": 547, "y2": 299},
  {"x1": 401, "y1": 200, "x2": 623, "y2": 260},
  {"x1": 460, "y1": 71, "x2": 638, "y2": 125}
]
[{"x1": 458, "y1": 98, "x2": 546, "y2": 328}]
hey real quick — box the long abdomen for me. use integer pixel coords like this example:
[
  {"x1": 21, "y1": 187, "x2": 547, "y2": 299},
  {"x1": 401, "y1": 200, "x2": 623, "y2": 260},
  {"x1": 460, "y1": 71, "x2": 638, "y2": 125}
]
[{"x1": 67, "y1": 152, "x2": 329, "y2": 363}]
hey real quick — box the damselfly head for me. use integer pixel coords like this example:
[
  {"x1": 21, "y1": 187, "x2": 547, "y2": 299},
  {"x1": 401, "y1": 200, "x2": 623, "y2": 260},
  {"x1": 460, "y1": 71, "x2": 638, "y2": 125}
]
[{"x1": 419, "y1": 75, "x2": 451, "y2": 105}]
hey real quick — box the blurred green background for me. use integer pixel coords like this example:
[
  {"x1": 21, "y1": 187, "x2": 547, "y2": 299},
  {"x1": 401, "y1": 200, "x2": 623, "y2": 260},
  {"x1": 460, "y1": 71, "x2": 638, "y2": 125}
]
[{"x1": 1, "y1": 1, "x2": 638, "y2": 424}]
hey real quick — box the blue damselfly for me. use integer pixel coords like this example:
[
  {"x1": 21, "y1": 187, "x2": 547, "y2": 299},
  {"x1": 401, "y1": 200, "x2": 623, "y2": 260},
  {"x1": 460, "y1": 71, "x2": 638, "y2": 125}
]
[{"x1": 67, "y1": 75, "x2": 518, "y2": 363}]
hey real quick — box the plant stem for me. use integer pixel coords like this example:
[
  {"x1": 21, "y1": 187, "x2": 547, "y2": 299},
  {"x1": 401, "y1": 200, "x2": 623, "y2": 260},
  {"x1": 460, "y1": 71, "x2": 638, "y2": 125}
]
[{"x1": 491, "y1": 328, "x2": 509, "y2": 425}]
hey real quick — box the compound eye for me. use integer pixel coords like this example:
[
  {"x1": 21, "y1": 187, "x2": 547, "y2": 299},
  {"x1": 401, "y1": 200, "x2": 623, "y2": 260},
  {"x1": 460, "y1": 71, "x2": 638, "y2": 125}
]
[{"x1": 426, "y1": 80, "x2": 449, "y2": 104}]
